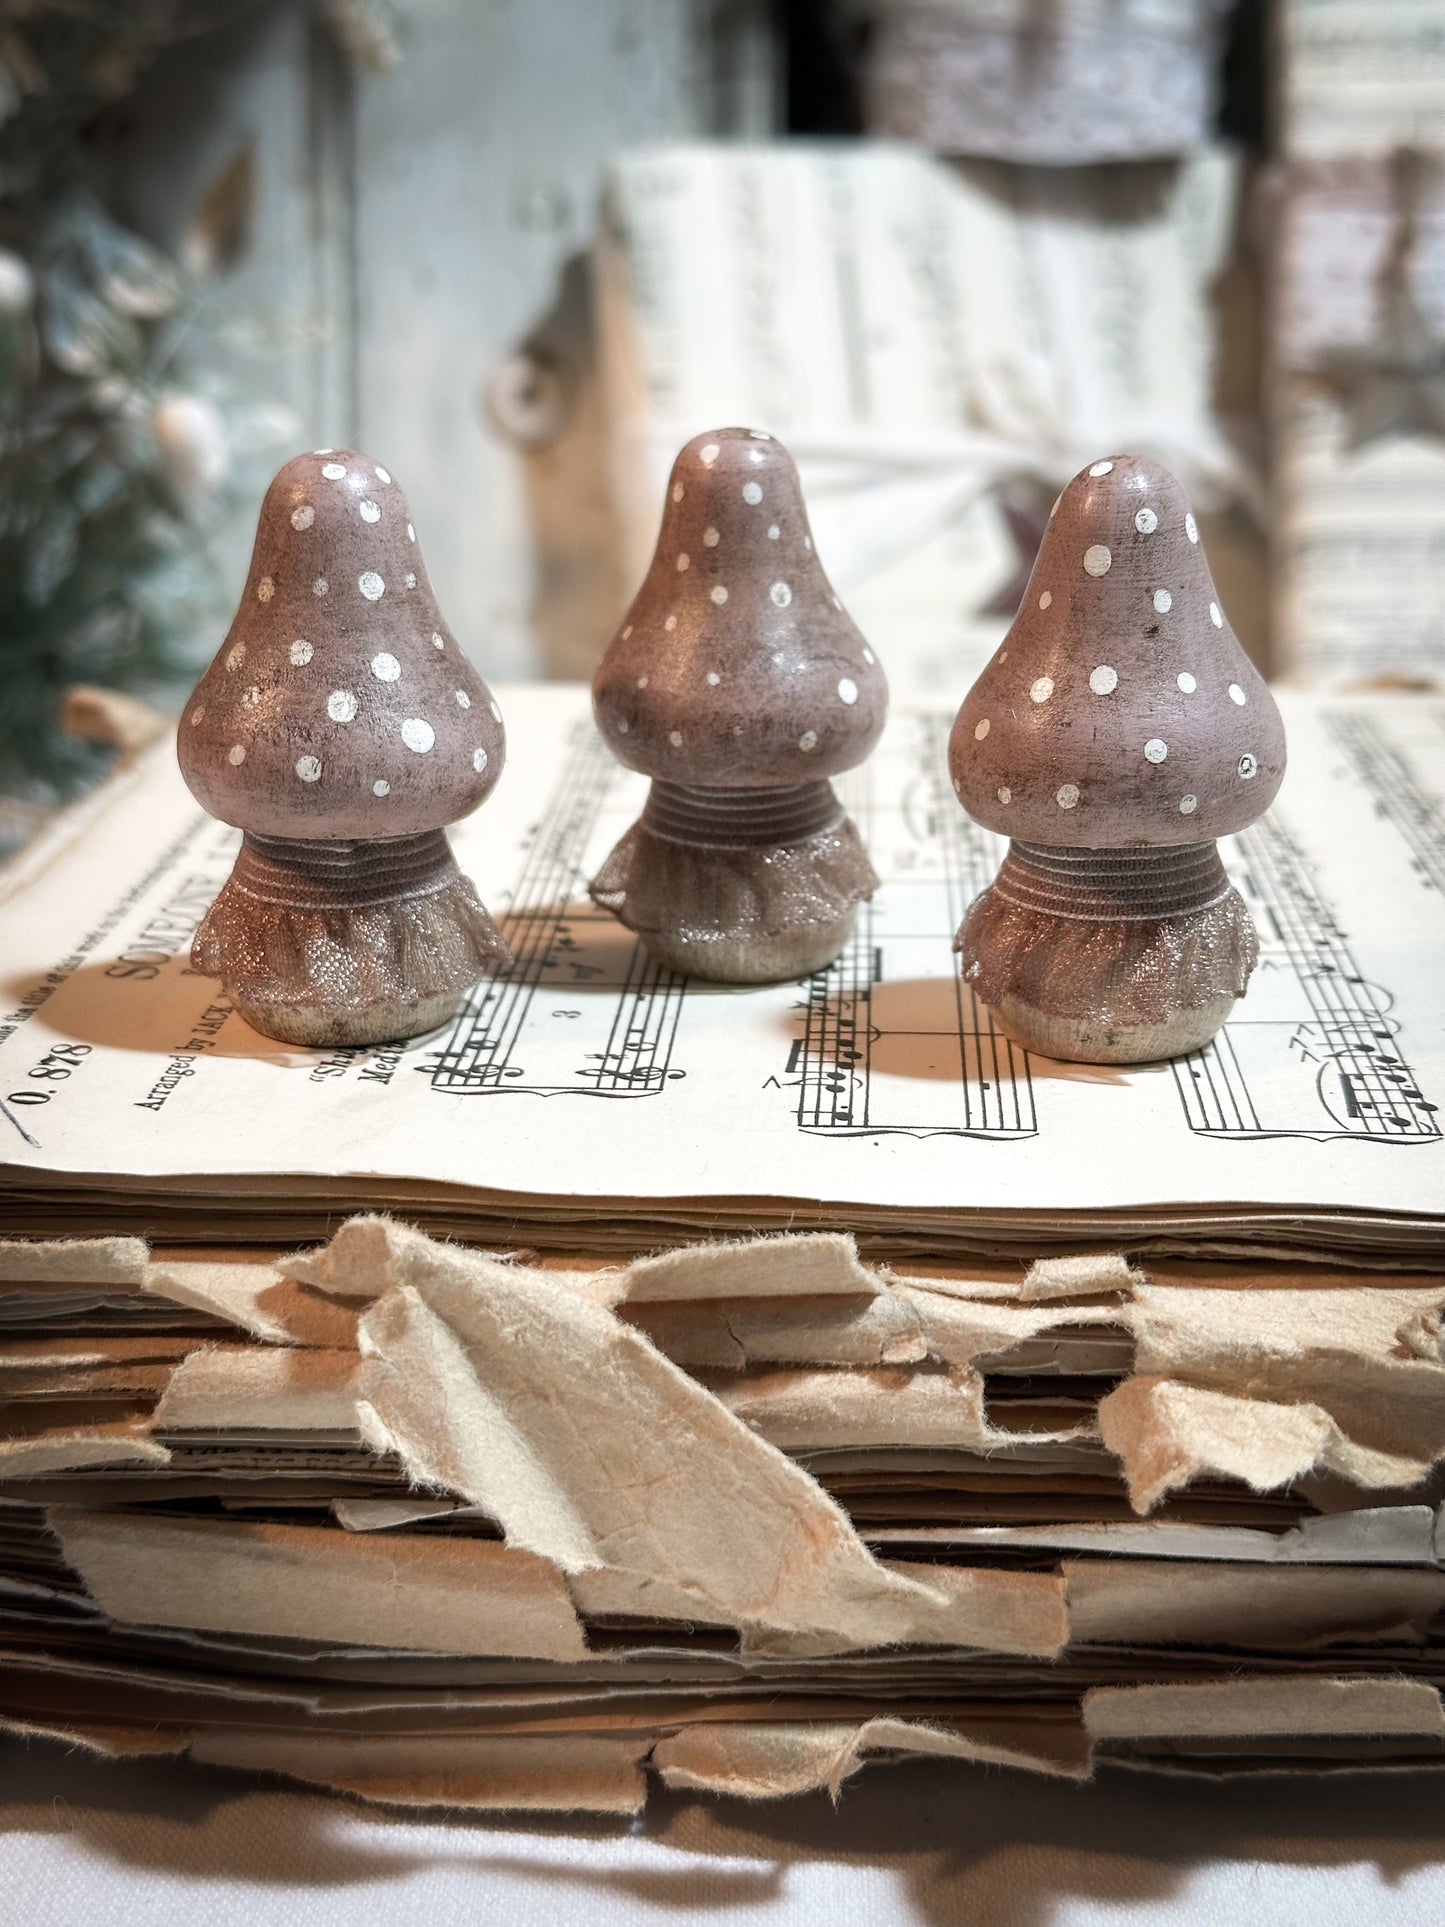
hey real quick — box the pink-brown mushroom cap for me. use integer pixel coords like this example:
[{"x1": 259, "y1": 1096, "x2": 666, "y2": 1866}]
[
  {"x1": 178, "y1": 449, "x2": 505, "y2": 838},
  {"x1": 592, "y1": 428, "x2": 887, "y2": 786},
  {"x1": 950, "y1": 454, "x2": 1285, "y2": 846}
]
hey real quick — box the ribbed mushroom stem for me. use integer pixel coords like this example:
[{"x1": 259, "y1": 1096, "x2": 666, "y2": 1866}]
[
  {"x1": 590, "y1": 780, "x2": 879, "y2": 983},
  {"x1": 988, "y1": 841, "x2": 1235, "y2": 921},
  {"x1": 958, "y1": 840, "x2": 1258, "y2": 1064},
  {"x1": 227, "y1": 829, "x2": 464, "y2": 907},
  {"x1": 642, "y1": 779, "x2": 845, "y2": 847},
  {"x1": 192, "y1": 830, "x2": 513, "y2": 1047}
]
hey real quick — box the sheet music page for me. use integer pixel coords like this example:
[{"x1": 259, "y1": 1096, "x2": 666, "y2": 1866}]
[{"x1": 1, "y1": 688, "x2": 1440, "y2": 1234}]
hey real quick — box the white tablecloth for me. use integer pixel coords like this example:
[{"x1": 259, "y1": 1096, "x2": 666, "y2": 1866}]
[{"x1": 4, "y1": 1736, "x2": 1441, "y2": 1925}]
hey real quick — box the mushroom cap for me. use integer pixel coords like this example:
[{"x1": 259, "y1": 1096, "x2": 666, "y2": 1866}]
[
  {"x1": 592, "y1": 428, "x2": 887, "y2": 786},
  {"x1": 177, "y1": 449, "x2": 505, "y2": 838},
  {"x1": 950, "y1": 455, "x2": 1285, "y2": 846}
]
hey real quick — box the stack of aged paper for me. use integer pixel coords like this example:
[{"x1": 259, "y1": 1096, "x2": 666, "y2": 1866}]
[
  {"x1": 1, "y1": 683, "x2": 1442, "y2": 1806},
  {"x1": 1, "y1": 686, "x2": 1441, "y2": 1263},
  {"x1": 1, "y1": 1218, "x2": 1441, "y2": 1810}
]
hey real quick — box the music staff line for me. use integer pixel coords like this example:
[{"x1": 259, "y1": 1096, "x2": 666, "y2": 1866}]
[
  {"x1": 421, "y1": 726, "x2": 687, "y2": 1098},
  {"x1": 410, "y1": 703, "x2": 1437, "y2": 1144},
  {"x1": 792, "y1": 715, "x2": 1038, "y2": 1139},
  {"x1": 1176, "y1": 814, "x2": 1439, "y2": 1141},
  {"x1": 1325, "y1": 709, "x2": 1445, "y2": 898}
]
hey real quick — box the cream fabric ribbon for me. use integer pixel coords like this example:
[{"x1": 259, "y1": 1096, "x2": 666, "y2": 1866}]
[{"x1": 620, "y1": 373, "x2": 1256, "y2": 593}]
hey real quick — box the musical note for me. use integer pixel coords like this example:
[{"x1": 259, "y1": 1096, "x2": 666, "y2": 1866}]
[
  {"x1": 420, "y1": 724, "x2": 689, "y2": 1100},
  {"x1": 792, "y1": 713, "x2": 1037, "y2": 1142},
  {"x1": 1176, "y1": 807, "x2": 1440, "y2": 1142}
]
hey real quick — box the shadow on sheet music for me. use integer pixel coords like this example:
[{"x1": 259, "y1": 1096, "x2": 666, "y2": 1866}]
[
  {"x1": 1, "y1": 961, "x2": 306, "y2": 1063},
  {"x1": 779, "y1": 974, "x2": 1137, "y2": 1089}
]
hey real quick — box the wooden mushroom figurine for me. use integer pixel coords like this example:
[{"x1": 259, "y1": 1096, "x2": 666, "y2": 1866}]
[
  {"x1": 178, "y1": 448, "x2": 511, "y2": 1047},
  {"x1": 590, "y1": 427, "x2": 887, "y2": 981},
  {"x1": 949, "y1": 454, "x2": 1286, "y2": 1064}
]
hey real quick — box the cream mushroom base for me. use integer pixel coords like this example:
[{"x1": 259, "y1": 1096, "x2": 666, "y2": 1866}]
[
  {"x1": 177, "y1": 449, "x2": 511, "y2": 1047},
  {"x1": 589, "y1": 428, "x2": 888, "y2": 983},
  {"x1": 949, "y1": 454, "x2": 1287, "y2": 1066}
]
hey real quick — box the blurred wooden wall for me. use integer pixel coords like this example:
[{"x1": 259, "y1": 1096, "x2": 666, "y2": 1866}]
[{"x1": 102, "y1": 0, "x2": 779, "y2": 682}]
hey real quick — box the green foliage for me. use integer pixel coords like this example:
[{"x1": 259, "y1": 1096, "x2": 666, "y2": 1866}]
[{"x1": 0, "y1": 3, "x2": 258, "y2": 797}]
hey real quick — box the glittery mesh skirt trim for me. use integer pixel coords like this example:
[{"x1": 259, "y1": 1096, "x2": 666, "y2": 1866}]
[
  {"x1": 957, "y1": 855, "x2": 1258, "y2": 1028},
  {"x1": 589, "y1": 816, "x2": 880, "y2": 946},
  {"x1": 192, "y1": 833, "x2": 513, "y2": 1010}
]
